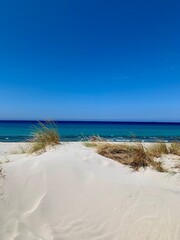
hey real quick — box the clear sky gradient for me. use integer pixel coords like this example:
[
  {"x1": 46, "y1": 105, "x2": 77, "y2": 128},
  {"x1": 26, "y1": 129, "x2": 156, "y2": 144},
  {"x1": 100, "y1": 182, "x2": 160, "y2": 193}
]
[{"x1": 0, "y1": 0, "x2": 179, "y2": 121}]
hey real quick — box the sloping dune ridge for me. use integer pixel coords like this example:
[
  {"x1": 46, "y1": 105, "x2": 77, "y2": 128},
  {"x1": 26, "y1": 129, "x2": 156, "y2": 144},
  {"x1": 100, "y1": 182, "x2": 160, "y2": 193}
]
[{"x1": 0, "y1": 142, "x2": 180, "y2": 240}]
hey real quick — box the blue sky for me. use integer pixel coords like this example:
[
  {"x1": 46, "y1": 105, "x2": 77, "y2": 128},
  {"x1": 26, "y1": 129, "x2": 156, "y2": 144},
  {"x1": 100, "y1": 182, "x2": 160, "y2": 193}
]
[{"x1": 0, "y1": 0, "x2": 179, "y2": 121}]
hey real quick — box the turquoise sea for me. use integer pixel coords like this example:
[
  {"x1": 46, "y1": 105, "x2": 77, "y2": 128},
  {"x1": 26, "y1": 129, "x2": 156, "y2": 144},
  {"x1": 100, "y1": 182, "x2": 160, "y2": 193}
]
[{"x1": 0, "y1": 121, "x2": 180, "y2": 142}]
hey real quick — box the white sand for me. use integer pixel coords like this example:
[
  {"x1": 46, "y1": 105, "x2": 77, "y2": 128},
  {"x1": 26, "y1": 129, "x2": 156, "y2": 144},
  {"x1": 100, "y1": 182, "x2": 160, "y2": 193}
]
[
  {"x1": 0, "y1": 142, "x2": 180, "y2": 240},
  {"x1": 0, "y1": 142, "x2": 27, "y2": 155}
]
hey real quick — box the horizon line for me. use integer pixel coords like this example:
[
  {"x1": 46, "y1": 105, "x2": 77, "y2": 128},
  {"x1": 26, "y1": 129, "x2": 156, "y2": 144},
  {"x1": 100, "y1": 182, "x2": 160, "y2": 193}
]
[{"x1": 0, "y1": 120, "x2": 180, "y2": 124}]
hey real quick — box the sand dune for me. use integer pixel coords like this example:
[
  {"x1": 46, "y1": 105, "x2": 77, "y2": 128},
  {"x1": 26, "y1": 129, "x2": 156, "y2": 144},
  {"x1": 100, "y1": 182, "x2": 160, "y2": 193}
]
[{"x1": 0, "y1": 142, "x2": 180, "y2": 240}]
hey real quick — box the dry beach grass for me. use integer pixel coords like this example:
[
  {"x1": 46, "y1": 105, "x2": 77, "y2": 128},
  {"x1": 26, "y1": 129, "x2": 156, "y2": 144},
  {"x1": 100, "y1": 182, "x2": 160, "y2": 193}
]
[
  {"x1": 147, "y1": 142, "x2": 169, "y2": 157},
  {"x1": 10, "y1": 121, "x2": 60, "y2": 155},
  {"x1": 96, "y1": 143, "x2": 167, "y2": 172},
  {"x1": 29, "y1": 121, "x2": 60, "y2": 154},
  {"x1": 169, "y1": 142, "x2": 180, "y2": 156},
  {"x1": 84, "y1": 137, "x2": 180, "y2": 172}
]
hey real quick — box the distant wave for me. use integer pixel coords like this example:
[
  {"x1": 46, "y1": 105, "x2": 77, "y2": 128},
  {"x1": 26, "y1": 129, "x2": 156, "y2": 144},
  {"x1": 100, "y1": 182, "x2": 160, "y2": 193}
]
[{"x1": 0, "y1": 135, "x2": 180, "y2": 143}]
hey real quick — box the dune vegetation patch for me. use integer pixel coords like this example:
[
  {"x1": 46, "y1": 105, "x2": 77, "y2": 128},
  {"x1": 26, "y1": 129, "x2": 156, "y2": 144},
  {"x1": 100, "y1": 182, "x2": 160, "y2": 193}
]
[
  {"x1": 83, "y1": 135, "x2": 107, "y2": 147},
  {"x1": 169, "y1": 142, "x2": 180, "y2": 156},
  {"x1": 10, "y1": 121, "x2": 60, "y2": 155},
  {"x1": 96, "y1": 143, "x2": 167, "y2": 172},
  {"x1": 147, "y1": 143, "x2": 169, "y2": 158},
  {"x1": 28, "y1": 121, "x2": 60, "y2": 154}
]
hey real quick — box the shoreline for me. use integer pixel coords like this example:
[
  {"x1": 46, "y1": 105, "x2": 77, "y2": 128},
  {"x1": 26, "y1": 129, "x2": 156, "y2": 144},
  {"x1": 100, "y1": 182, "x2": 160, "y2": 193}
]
[
  {"x1": 0, "y1": 141, "x2": 176, "y2": 155},
  {"x1": 0, "y1": 138, "x2": 179, "y2": 144}
]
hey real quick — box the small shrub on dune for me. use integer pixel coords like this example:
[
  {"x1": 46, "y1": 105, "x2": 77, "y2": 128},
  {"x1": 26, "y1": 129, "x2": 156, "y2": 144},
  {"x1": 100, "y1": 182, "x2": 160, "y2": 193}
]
[
  {"x1": 29, "y1": 121, "x2": 60, "y2": 154},
  {"x1": 147, "y1": 143, "x2": 169, "y2": 158},
  {"x1": 169, "y1": 142, "x2": 180, "y2": 156}
]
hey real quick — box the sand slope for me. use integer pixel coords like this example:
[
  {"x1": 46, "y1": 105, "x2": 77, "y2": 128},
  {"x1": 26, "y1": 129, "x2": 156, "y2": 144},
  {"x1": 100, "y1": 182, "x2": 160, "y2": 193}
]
[{"x1": 0, "y1": 143, "x2": 180, "y2": 240}]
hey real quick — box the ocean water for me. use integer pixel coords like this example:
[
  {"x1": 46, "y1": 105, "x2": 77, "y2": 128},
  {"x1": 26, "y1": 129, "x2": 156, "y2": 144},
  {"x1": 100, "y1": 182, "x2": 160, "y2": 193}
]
[{"x1": 0, "y1": 121, "x2": 180, "y2": 142}]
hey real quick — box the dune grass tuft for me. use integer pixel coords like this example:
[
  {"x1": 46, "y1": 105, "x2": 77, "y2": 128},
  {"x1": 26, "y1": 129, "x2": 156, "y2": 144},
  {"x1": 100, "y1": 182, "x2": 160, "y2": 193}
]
[
  {"x1": 83, "y1": 134, "x2": 106, "y2": 148},
  {"x1": 169, "y1": 142, "x2": 180, "y2": 156},
  {"x1": 147, "y1": 143, "x2": 169, "y2": 158},
  {"x1": 84, "y1": 135, "x2": 106, "y2": 142},
  {"x1": 96, "y1": 143, "x2": 167, "y2": 172},
  {"x1": 28, "y1": 121, "x2": 60, "y2": 154}
]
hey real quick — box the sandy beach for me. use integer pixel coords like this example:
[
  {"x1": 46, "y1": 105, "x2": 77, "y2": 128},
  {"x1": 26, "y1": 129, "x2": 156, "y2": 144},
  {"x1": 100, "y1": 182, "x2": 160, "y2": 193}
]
[{"x1": 0, "y1": 142, "x2": 180, "y2": 240}]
